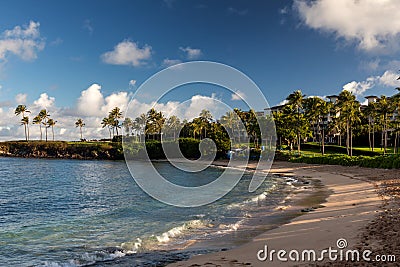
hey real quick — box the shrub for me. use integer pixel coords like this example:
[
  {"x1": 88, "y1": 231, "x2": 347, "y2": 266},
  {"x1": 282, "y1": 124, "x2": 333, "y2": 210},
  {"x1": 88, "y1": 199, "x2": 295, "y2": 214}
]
[{"x1": 289, "y1": 154, "x2": 400, "y2": 169}]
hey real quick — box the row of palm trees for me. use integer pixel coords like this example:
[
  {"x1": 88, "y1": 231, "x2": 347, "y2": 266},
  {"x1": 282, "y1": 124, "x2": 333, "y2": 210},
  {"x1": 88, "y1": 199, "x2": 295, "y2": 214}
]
[
  {"x1": 122, "y1": 108, "x2": 266, "y2": 149},
  {"x1": 101, "y1": 107, "x2": 123, "y2": 139},
  {"x1": 15, "y1": 105, "x2": 56, "y2": 141},
  {"x1": 273, "y1": 87, "x2": 400, "y2": 156},
  {"x1": 14, "y1": 105, "x2": 126, "y2": 141}
]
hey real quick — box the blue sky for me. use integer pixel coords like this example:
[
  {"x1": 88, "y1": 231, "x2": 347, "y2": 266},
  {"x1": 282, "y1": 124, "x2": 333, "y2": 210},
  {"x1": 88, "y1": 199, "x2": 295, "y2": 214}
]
[{"x1": 0, "y1": 0, "x2": 400, "y2": 140}]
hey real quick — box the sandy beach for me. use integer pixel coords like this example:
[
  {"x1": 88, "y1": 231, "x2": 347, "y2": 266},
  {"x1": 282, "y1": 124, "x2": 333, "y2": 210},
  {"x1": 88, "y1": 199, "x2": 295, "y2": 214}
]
[{"x1": 168, "y1": 161, "x2": 399, "y2": 267}]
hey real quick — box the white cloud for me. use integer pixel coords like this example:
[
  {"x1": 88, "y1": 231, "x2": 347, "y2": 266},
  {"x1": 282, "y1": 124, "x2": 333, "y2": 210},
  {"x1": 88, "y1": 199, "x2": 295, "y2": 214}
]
[
  {"x1": 179, "y1": 46, "x2": 202, "y2": 59},
  {"x1": 101, "y1": 40, "x2": 152, "y2": 66},
  {"x1": 294, "y1": 0, "x2": 400, "y2": 52},
  {"x1": 129, "y1": 79, "x2": 136, "y2": 87},
  {"x1": 162, "y1": 58, "x2": 182, "y2": 67},
  {"x1": 231, "y1": 90, "x2": 246, "y2": 101},
  {"x1": 15, "y1": 93, "x2": 27, "y2": 104},
  {"x1": 101, "y1": 91, "x2": 130, "y2": 115},
  {"x1": 183, "y1": 93, "x2": 225, "y2": 120},
  {"x1": 379, "y1": 70, "x2": 399, "y2": 87},
  {"x1": 33, "y1": 93, "x2": 55, "y2": 109},
  {"x1": 342, "y1": 79, "x2": 374, "y2": 96},
  {"x1": 4, "y1": 21, "x2": 40, "y2": 38},
  {"x1": 0, "y1": 21, "x2": 44, "y2": 61},
  {"x1": 342, "y1": 70, "x2": 400, "y2": 97},
  {"x1": 76, "y1": 84, "x2": 104, "y2": 116}
]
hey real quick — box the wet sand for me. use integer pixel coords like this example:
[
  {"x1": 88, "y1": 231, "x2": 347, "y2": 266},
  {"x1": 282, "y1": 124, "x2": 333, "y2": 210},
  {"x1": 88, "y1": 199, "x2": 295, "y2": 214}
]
[{"x1": 168, "y1": 161, "x2": 396, "y2": 266}]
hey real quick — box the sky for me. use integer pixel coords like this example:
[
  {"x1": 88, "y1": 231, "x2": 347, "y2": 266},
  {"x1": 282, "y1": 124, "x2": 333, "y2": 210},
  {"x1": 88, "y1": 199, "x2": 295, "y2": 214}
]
[{"x1": 0, "y1": 0, "x2": 400, "y2": 140}]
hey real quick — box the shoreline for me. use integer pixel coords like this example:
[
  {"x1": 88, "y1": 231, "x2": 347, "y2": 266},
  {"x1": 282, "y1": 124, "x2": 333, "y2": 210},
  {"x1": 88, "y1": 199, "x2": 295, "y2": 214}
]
[
  {"x1": 95, "y1": 161, "x2": 329, "y2": 267},
  {"x1": 168, "y1": 161, "x2": 385, "y2": 266}
]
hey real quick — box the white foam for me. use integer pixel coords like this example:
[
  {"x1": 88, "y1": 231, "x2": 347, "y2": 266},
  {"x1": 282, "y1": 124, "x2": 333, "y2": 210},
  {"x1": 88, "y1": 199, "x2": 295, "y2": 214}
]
[{"x1": 155, "y1": 219, "x2": 207, "y2": 243}]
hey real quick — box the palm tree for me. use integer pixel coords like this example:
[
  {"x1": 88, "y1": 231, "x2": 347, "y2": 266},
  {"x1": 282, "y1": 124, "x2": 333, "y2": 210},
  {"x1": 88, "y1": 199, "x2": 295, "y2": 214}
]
[
  {"x1": 15, "y1": 105, "x2": 30, "y2": 141},
  {"x1": 20, "y1": 116, "x2": 30, "y2": 141},
  {"x1": 165, "y1": 115, "x2": 181, "y2": 140},
  {"x1": 336, "y1": 91, "x2": 361, "y2": 156},
  {"x1": 122, "y1": 117, "x2": 133, "y2": 136},
  {"x1": 75, "y1": 118, "x2": 85, "y2": 140},
  {"x1": 33, "y1": 115, "x2": 44, "y2": 141},
  {"x1": 220, "y1": 111, "x2": 239, "y2": 144},
  {"x1": 145, "y1": 108, "x2": 165, "y2": 140},
  {"x1": 286, "y1": 90, "x2": 305, "y2": 153},
  {"x1": 304, "y1": 97, "x2": 330, "y2": 154},
  {"x1": 47, "y1": 118, "x2": 56, "y2": 141},
  {"x1": 363, "y1": 102, "x2": 377, "y2": 151},
  {"x1": 199, "y1": 109, "x2": 213, "y2": 138},
  {"x1": 109, "y1": 107, "x2": 123, "y2": 136},
  {"x1": 101, "y1": 117, "x2": 113, "y2": 140},
  {"x1": 376, "y1": 96, "x2": 395, "y2": 154},
  {"x1": 134, "y1": 113, "x2": 147, "y2": 141},
  {"x1": 39, "y1": 109, "x2": 50, "y2": 142}
]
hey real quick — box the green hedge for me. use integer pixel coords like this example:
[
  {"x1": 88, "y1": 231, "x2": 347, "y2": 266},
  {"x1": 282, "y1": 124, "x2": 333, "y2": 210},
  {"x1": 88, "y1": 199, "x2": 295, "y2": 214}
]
[{"x1": 289, "y1": 154, "x2": 400, "y2": 169}]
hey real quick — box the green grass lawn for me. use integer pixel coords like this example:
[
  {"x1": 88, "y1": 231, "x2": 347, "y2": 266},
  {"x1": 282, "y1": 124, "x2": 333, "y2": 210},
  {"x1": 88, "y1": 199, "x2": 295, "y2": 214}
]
[{"x1": 279, "y1": 142, "x2": 397, "y2": 157}]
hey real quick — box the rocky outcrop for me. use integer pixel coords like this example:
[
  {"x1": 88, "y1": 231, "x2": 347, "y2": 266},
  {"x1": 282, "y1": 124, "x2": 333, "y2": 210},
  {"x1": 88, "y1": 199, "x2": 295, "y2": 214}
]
[{"x1": 0, "y1": 141, "x2": 124, "y2": 160}]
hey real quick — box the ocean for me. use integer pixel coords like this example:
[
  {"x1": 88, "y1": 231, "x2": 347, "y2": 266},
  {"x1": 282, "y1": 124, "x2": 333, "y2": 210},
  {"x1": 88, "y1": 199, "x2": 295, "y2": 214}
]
[{"x1": 0, "y1": 157, "x2": 296, "y2": 266}]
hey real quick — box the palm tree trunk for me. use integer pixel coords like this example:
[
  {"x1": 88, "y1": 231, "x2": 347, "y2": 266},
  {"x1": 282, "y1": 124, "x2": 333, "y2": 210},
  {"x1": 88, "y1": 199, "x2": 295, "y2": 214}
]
[
  {"x1": 346, "y1": 121, "x2": 350, "y2": 156},
  {"x1": 368, "y1": 120, "x2": 371, "y2": 150},
  {"x1": 350, "y1": 128, "x2": 353, "y2": 157},
  {"x1": 24, "y1": 124, "x2": 27, "y2": 141},
  {"x1": 297, "y1": 132, "x2": 301, "y2": 154},
  {"x1": 80, "y1": 126, "x2": 83, "y2": 140},
  {"x1": 372, "y1": 123, "x2": 375, "y2": 151},
  {"x1": 52, "y1": 126, "x2": 54, "y2": 141},
  {"x1": 384, "y1": 116, "x2": 387, "y2": 154},
  {"x1": 45, "y1": 127, "x2": 48, "y2": 142},
  {"x1": 40, "y1": 124, "x2": 42, "y2": 141},
  {"x1": 27, "y1": 124, "x2": 30, "y2": 141},
  {"x1": 322, "y1": 127, "x2": 325, "y2": 155}
]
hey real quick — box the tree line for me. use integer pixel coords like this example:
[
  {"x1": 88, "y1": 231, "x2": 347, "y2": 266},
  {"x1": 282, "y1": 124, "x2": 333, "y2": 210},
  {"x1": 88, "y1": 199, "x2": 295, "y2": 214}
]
[
  {"x1": 15, "y1": 105, "x2": 56, "y2": 141},
  {"x1": 274, "y1": 88, "x2": 400, "y2": 156},
  {"x1": 13, "y1": 84, "x2": 400, "y2": 158}
]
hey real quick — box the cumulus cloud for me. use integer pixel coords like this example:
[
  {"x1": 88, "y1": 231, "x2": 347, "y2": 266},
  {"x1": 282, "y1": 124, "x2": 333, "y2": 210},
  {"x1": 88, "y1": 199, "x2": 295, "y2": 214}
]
[
  {"x1": 101, "y1": 40, "x2": 152, "y2": 66},
  {"x1": 33, "y1": 93, "x2": 55, "y2": 109},
  {"x1": 0, "y1": 21, "x2": 45, "y2": 62},
  {"x1": 231, "y1": 90, "x2": 246, "y2": 101},
  {"x1": 179, "y1": 46, "x2": 202, "y2": 59},
  {"x1": 379, "y1": 70, "x2": 399, "y2": 87},
  {"x1": 342, "y1": 79, "x2": 375, "y2": 96},
  {"x1": 342, "y1": 70, "x2": 400, "y2": 96},
  {"x1": 294, "y1": 0, "x2": 400, "y2": 52},
  {"x1": 101, "y1": 91, "x2": 130, "y2": 114},
  {"x1": 15, "y1": 93, "x2": 27, "y2": 104},
  {"x1": 76, "y1": 84, "x2": 104, "y2": 116}
]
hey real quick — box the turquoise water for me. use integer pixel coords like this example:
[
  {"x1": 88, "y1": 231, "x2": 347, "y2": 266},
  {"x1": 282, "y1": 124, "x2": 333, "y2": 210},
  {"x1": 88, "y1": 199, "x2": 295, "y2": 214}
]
[{"x1": 0, "y1": 157, "x2": 288, "y2": 266}]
